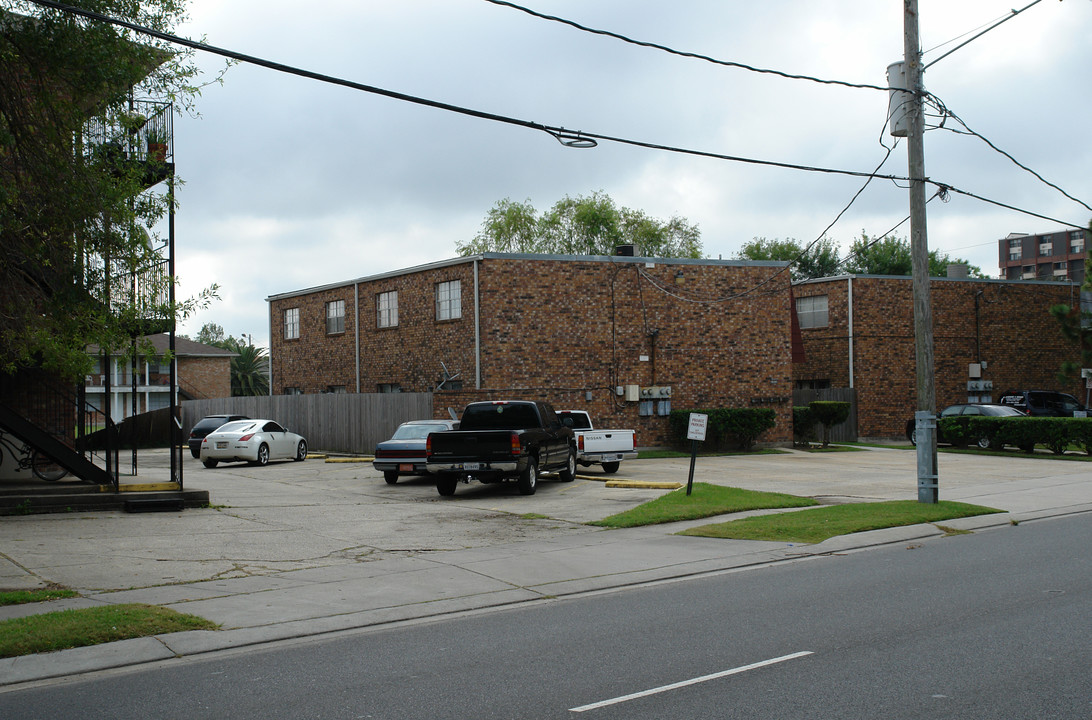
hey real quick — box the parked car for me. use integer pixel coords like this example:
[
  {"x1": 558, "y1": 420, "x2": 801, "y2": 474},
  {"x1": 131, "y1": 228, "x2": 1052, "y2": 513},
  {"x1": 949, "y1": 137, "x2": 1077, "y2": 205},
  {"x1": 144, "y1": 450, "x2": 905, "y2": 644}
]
[
  {"x1": 905, "y1": 404, "x2": 1024, "y2": 448},
  {"x1": 557, "y1": 410, "x2": 636, "y2": 474},
  {"x1": 187, "y1": 414, "x2": 249, "y2": 458},
  {"x1": 373, "y1": 419, "x2": 458, "y2": 484},
  {"x1": 997, "y1": 390, "x2": 1086, "y2": 417},
  {"x1": 426, "y1": 400, "x2": 575, "y2": 496},
  {"x1": 200, "y1": 419, "x2": 307, "y2": 468}
]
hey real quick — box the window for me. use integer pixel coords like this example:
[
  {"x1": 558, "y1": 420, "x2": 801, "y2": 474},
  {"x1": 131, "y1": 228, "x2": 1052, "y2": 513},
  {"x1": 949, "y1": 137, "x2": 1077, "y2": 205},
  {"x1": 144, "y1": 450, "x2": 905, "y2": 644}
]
[
  {"x1": 326, "y1": 299, "x2": 345, "y2": 335},
  {"x1": 1008, "y1": 237, "x2": 1023, "y2": 248},
  {"x1": 795, "y1": 295, "x2": 829, "y2": 329},
  {"x1": 377, "y1": 383, "x2": 402, "y2": 393},
  {"x1": 1039, "y1": 242, "x2": 1052, "y2": 256},
  {"x1": 284, "y1": 307, "x2": 300, "y2": 340},
  {"x1": 284, "y1": 386, "x2": 302, "y2": 395},
  {"x1": 1008, "y1": 251, "x2": 1021, "y2": 261},
  {"x1": 436, "y1": 280, "x2": 462, "y2": 321},
  {"x1": 377, "y1": 291, "x2": 398, "y2": 328},
  {"x1": 326, "y1": 385, "x2": 347, "y2": 394}
]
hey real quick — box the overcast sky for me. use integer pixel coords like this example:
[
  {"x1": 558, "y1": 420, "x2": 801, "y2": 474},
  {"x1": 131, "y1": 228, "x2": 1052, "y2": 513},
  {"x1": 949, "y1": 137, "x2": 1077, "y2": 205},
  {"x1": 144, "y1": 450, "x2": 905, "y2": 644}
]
[{"x1": 165, "y1": 0, "x2": 1092, "y2": 347}]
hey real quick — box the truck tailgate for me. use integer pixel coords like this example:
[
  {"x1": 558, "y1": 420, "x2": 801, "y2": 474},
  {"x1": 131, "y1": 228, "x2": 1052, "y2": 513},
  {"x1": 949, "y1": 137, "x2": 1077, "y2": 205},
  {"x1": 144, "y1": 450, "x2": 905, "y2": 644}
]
[
  {"x1": 579, "y1": 429, "x2": 635, "y2": 453},
  {"x1": 427, "y1": 430, "x2": 517, "y2": 461}
]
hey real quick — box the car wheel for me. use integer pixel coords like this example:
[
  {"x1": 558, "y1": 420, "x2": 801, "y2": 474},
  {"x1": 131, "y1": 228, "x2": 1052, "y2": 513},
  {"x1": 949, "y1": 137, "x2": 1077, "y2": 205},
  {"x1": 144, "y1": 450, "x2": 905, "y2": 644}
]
[
  {"x1": 295, "y1": 440, "x2": 307, "y2": 461},
  {"x1": 518, "y1": 457, "x2": 538, "y2": 495},
  {"x1": 436, "y1": 477, "x2": 457, "y2": 496},
  {"x1": 202, "y1": 459, "x2": 218, "y2": 468},
  {"x1": 601, "y1": 461, "x2": 620, "y2": 474},
  {"x1": 254, "y1": 443, "x2": 270, "y2": 466},
  {"x1": 559, "y1": 449, "x2": 576, "y2": 482},
  {"x1": 384, "y1": 470, "x2": 399, "y2": 485},
  {"x1": 976, "y1": 436, "x2": 991, "y2": 450},
  {"x1": 190, "y1": 446, "x2": 200, "y2": 459},
  {"x1": 908, "y1": 428, "x2": 917, "y2": 446}
]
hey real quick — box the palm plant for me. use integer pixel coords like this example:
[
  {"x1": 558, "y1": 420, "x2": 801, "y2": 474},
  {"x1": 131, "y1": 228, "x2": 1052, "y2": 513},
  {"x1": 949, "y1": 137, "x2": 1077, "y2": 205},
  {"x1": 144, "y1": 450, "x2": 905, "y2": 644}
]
[{"x1": 231, "y1": 344, "x2": 270, "y2": 396}]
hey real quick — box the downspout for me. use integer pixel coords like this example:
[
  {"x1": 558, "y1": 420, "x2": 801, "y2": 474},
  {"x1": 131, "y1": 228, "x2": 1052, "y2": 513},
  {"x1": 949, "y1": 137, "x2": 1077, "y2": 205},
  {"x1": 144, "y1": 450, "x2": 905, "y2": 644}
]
[
  {"x1": 354, "y1": 282, "x2": 360, "y2": 393},
  {"x1": 847, "y1": 277, "x2": 855, "y2": 388},
  {"x1": 474, "y1": 258, "x2": 481, "y2": 389}
]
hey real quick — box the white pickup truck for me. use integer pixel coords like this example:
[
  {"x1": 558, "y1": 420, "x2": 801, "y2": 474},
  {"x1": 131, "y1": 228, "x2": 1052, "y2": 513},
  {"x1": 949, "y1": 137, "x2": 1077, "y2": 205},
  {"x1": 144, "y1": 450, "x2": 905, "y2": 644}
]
[{"x1": 557, "y1": 410, "x2": 637, "y2": 474}]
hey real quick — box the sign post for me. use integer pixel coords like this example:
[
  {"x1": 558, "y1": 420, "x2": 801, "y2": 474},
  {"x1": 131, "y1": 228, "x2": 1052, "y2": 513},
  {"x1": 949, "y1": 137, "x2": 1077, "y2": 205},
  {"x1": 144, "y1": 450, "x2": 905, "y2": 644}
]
[{"x1": 685, "y1": 413, "x2": 708, "y2": 496}]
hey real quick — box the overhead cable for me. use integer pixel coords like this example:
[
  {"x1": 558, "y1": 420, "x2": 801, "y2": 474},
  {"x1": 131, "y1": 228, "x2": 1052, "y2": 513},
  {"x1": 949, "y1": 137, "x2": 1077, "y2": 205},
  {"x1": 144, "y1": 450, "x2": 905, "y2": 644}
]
[{"x1": 482, "y1": 0, "x2": 892, "y2": 92}]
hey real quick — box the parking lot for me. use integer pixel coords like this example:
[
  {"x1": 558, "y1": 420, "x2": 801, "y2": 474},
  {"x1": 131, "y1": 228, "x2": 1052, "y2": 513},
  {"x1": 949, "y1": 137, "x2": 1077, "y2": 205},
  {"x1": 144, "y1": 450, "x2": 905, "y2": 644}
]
[{"x1": 3, "y1": 445, "x2": 1089, "y2": 596}]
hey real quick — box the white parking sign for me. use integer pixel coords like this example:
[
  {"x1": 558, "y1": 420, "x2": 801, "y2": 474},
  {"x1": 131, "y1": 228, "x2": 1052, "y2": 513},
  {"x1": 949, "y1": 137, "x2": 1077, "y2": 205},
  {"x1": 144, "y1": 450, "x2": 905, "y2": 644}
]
[{"x1": 686, "y1": 413, "x2": 708, "y2": 442}]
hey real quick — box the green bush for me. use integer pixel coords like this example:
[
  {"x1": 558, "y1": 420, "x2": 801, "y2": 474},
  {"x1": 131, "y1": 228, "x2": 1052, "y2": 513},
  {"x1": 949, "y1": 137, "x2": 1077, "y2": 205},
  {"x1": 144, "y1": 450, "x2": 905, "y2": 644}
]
[
  {"x1": 667, "y1": 408, "x2": 777, "y2": 451},
  {"x1": 940, "y1": 416, "x2": 1092, "y2": 454},
  {"x1": 793, "y1": 406, "x2": 817, "y2": 444},
  {"x1": 809, "y1": 401, "x2": 850, "y2": 447}
]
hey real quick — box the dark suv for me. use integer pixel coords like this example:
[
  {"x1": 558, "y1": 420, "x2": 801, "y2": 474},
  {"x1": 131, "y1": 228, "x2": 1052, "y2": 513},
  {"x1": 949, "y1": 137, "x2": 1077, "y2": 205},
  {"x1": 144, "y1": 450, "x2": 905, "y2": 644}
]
[
  {"x1": 187, "y1": 414, "x2": 249, "y2": 458},
  {"x1": 997, "y1": 391, "x2": 1086, "y2": 417}
]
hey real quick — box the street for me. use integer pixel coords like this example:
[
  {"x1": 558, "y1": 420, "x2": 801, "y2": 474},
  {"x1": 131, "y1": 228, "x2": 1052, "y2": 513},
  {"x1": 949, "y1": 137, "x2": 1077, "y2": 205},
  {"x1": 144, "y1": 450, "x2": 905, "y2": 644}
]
[{"x1": 3, "y1": 512, "x2": 1088, "y2": 718}]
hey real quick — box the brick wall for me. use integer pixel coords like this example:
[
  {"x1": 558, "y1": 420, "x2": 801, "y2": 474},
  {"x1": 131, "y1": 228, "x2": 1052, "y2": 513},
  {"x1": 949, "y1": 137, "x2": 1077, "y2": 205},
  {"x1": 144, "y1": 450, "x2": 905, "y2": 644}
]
[
  {"x1": 178, "y1": 357, "x2": 232, "y2": 399},
  {"x1": 270, "y1": 255, "x2": 795, "y2": 446},
  {"x1": 793, "y1": 276, "x2": 1084, "y2": 438}
]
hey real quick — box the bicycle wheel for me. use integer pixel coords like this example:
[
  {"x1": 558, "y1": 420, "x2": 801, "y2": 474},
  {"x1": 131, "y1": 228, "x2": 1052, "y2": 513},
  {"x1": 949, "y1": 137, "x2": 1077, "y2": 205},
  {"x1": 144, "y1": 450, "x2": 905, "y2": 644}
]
[{"x1": 31, "y1": 451, "x2": 68, "y2": 482}]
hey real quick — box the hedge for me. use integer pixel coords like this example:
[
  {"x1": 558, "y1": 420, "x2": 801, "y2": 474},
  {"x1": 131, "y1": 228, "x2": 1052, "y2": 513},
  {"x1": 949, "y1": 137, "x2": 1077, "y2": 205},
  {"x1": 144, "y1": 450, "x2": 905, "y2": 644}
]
[
  {"x1": 809, "y1": 401, "x2": 851, "y2": 447},
  {"x1": 938, "y1": 416, "x2": 1092, "y2": 455},
  {"x1": 793, "y1": 406, "x2": 818, "y2": 443},
  {"x1": 668, "y1": 408, "x2": 777, "y2": 451}
]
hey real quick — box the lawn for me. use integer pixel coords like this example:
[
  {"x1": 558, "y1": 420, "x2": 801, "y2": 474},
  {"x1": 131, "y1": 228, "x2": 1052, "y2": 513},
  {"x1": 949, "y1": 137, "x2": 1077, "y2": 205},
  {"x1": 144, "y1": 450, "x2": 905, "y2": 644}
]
[
  {"x1": 0, "y1": 604, "x2": 218, "y2": 659},
  {"x1": 590, "y1": 482, "x2": 818, "y2": 528},
  {"x1": 679, "y1": 500, "x2": 1003, "y2": 544}
]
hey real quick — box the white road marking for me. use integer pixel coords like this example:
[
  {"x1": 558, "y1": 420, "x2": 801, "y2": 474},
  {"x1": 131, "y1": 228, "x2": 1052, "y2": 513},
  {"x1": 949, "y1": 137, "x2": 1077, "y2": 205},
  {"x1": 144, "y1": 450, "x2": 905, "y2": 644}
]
[{"x1": 570, "y1": 650, "x2": 814, "y2": 713}]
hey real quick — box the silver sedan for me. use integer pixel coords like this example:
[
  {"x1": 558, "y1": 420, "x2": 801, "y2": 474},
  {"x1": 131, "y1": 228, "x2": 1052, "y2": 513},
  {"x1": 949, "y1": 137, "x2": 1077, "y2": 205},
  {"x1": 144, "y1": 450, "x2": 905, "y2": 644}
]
[{"x1": 200, "y1": 419, "x2": 307, "y2": 468}]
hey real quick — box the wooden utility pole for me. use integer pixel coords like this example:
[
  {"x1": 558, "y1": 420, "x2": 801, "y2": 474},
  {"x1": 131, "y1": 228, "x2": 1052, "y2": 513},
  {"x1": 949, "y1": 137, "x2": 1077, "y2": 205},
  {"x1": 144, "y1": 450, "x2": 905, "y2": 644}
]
[{"x1": 904, "y1": 0, "x2": 938, "y2": 503}]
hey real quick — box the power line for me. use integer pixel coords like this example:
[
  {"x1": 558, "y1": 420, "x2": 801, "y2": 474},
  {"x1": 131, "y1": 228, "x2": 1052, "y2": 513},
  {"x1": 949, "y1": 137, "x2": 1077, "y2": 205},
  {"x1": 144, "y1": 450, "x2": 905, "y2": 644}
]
[
  {"x1": 481, "y1": 0, "x2": 892, "y2": 92},
  {"x1": 925, "y1": 94, "x2": 1092, "y2": 216},
  {"x1": 25, "y1": 0, "x2": 911, "y2": 184},
  {"x1": 26, "y1": 1, "x2": 1088, "y2": 237}
]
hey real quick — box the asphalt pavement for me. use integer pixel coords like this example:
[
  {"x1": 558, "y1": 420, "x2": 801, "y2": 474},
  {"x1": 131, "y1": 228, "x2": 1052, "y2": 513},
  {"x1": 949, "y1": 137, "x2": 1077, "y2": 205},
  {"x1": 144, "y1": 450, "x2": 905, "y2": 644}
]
[{"x1": 1, "y1": 445, "x2": 1090, "y2": 687}]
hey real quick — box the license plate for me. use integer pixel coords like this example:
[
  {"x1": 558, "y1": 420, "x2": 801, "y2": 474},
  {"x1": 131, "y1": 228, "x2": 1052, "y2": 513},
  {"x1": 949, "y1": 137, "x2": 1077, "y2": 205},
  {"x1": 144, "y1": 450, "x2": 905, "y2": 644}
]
[
  {"x1": 216, "y1": 441, "x2": 228, "y2": 449},
  {"x1": 602, "y1": 454, "x2": 621, "y2": 462},
  {"x1": 399, "y1": 463, "x2": 413, "y2": 472},
  {"x1": 458, "y1": 462, "x2": 480, "y2": 471}
]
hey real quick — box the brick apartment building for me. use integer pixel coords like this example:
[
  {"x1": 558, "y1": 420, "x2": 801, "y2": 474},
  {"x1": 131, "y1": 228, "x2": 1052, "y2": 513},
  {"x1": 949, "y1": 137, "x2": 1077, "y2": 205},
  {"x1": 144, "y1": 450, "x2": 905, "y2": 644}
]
[
  {"x1": 85, "y1": 334, "x2": 235, "y2": 420},
  {"x1": 792, "y1": 275, "x2": 1086, "y2": 438},
  {"x1": 999, "y1": 228, "x2": 1087, "y2": 284},
  {"x1": 267, "y1": 253, "x2": 797, "y2": 446}
]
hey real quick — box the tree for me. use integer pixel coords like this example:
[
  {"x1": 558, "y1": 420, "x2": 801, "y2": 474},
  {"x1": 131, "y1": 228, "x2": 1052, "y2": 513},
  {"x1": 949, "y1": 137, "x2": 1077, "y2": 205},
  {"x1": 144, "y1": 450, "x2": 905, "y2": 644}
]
[
  {"x1": 844, "y1": 233, "x2": 986, "y2": 278},
  {"x1": 735, "y1": 237, "x2": 841, "y2": 280},
  {"x1": 1, "y1": 1, "x2": 216, "y2": 380},
  {"x1": 458, "y1": 191, "x2": 702, "y2": 258}
]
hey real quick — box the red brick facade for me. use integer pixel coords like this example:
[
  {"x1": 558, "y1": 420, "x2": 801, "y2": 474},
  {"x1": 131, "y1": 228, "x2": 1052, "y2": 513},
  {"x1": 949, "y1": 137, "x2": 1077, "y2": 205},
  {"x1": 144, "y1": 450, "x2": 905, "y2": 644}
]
[
  {"x1": 269, "y1": 254, "x2": 796, "y2": 446},
  {"x1": 793, "y1": 276, "x2": 1085, "y2": 438}
]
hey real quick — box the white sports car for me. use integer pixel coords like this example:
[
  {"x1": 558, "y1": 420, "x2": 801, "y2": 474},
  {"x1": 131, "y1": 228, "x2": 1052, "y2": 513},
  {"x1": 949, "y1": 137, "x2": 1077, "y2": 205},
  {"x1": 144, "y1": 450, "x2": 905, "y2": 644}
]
[{"x1": 200, "y1": 419, "x2": 307, "y2": 468}]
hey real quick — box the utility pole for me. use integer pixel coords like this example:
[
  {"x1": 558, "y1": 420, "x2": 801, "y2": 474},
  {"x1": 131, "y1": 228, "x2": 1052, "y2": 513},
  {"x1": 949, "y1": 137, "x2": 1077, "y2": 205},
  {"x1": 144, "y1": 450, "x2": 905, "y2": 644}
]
[{"x1": 903, "y1": 0, "x2": 938, "y2": 503}]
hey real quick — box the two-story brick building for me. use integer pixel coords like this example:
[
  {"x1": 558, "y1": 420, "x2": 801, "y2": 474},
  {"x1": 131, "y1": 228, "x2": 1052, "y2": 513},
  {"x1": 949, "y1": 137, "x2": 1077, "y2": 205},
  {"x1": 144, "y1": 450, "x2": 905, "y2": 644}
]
[
  {"x1": 792, "y1": 275, "x2": 1085, "y2": 438},
  {"x1": 267, "y1": 253, "x2": 797, "y2": 446}
]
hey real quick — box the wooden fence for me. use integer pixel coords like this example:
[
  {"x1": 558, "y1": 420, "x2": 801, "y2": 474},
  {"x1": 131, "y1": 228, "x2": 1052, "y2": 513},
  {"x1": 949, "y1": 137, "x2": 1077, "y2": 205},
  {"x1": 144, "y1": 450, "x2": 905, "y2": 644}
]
[
  {"x1": 182, "y1": 393, "x2": 434, "y2": 455},
  {"x1": 792, "y1": 387, "x2": 858, "y2": 442}
]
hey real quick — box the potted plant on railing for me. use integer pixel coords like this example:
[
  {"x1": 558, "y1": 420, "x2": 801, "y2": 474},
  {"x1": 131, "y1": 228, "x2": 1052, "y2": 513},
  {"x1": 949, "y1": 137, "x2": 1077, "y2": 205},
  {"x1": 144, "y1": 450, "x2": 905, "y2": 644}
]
[{"x1": 146, "y1": 127, "x2": 168, "y2": 163}]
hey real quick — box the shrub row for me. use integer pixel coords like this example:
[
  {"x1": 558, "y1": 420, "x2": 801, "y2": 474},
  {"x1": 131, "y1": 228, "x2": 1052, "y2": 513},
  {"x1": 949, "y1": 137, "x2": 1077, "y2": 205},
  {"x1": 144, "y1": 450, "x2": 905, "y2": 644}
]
[
  {"x1": 939, "y1": 416, "x2": 1092, "y2": 455},
  {"x1": 667, "y1": 408, "x2": 777, "y2": 451}
]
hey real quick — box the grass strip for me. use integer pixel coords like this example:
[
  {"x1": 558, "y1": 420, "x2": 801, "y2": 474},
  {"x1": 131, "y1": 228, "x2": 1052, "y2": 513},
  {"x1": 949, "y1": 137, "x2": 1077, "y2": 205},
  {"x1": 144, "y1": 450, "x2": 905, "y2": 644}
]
[
  {"x1": 679, "y1": 500, "x2": 1002, "y2": 544},
  {"x1": 0, "y1": 586, "x2": 78, "y2": 606},
  {"x1": 590, "y1": 482, "x2": 817, "y2": 528},
  {"x1": 0, "y1": 604, "x2": 218, "y2": 659}
]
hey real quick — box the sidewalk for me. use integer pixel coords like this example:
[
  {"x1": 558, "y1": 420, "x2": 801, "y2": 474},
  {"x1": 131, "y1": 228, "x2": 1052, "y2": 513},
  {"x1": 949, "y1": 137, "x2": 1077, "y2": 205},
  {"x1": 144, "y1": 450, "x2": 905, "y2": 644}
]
[{"x1": 2, "y1": 446, "x2": 1090, "y2": 685}]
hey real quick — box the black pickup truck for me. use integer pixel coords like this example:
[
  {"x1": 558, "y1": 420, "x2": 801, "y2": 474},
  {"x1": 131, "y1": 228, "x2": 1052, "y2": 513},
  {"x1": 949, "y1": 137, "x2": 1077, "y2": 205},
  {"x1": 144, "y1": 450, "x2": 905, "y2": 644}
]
[{"x1": 425, "y1": 400, "x2": 576, "y2": 496}]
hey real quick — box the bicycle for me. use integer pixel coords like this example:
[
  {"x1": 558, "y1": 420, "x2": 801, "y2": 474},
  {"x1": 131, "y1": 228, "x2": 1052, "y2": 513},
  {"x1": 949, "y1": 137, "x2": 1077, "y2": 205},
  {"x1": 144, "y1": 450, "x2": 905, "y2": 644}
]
[{"x1": 0, "y1": 429, "x2": 70, "y2": 481}]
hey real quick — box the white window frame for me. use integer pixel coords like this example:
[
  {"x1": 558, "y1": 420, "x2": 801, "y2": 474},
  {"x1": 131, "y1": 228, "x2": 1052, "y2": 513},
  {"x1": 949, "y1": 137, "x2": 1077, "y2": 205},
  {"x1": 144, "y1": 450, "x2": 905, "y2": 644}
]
[
  {"x1": 326, "y1": 299, "x2": 345, "y2": 335},
  {"x1": 436, "y1": 280, "x2": 462, "y2": 321},
  {"x1": 284, "y1": 307, "x2": 300, "y2": 340},
  {"x1": 795, "y1": 295, "x2": 829, "y2": 329},
  {"x1": 377, "y1": 291, "x2": 398, "y2": 328}
]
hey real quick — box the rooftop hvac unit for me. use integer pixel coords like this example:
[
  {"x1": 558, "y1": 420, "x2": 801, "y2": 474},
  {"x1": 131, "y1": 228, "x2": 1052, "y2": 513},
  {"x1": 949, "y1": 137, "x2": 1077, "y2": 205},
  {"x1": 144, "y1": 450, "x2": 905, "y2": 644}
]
[{"x1": 615, "y1": 244, "x2": 635, "y2": 257}]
